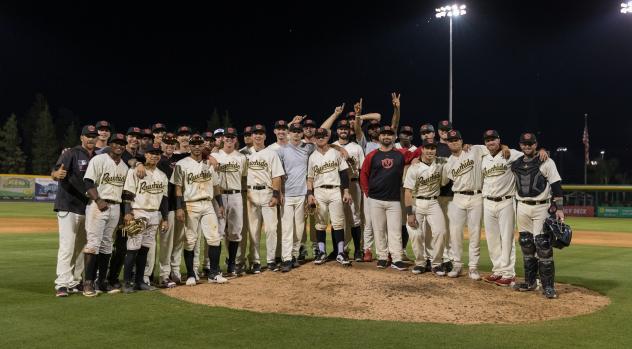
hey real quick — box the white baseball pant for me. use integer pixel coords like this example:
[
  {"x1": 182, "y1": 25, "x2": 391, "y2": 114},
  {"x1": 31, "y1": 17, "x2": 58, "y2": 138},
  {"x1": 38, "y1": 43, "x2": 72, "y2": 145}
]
[
  {"x1": 439, "y1": 196, "x2": 452, "y2": 262},
  {"x1": 184, "y1": 199, "x2": 221, "y2": 250},
  {"x1": 236, "y1": 191, "x2": 254, "y2": 266},
  {"x1": 55, "y1": 211, "x2": 86, "y2": 290},
  {"x1": 314, "y1": 187, "x2": 345, "y2": 231},
  {"x1": 368, "y1": 197, "x2": 403, "y2": 262},
  {"x1": 483, "y1": 198, "x2": 516, "y2": 278},
  {"x1": 126, "y1": 210, "x2": 160, "y2": 251},
  {"x1": 247, "y1": 189, "x2": 278, "y2": 264},
  {"x1": 281, "y1": 195, "x2": 306, "y2": 262},
  {"x1": 84, "y1": 202, "x2": 120, "y2": 255},
  {"x1": 447, "y1": 194, "x2": 483, "y2": 270},
  {"x1": 411, "y1": 198, "x2": 446, "y2": 267},
  {"x1": 516, "y1": 202, "x2": 550, "y2": 236},
  {"x1": 362, "y1": 194, "x2": 375, "y2": 250}
]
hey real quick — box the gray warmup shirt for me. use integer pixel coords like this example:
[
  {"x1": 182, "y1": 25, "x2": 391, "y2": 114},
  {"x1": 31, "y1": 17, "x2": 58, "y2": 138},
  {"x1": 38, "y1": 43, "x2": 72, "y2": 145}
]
[{"x1": 277, "y1": 142, "x2": 315, "y2": 197}]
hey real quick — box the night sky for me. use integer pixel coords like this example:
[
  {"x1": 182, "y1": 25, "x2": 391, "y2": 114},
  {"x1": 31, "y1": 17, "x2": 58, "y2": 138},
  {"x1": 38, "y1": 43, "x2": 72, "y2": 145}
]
[{"x1": 1, "y1": 1, "x2": 631, "y2": 182}]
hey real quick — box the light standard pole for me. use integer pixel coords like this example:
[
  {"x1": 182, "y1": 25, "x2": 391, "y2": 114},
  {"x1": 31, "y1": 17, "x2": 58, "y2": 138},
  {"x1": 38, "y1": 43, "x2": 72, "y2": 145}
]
[
  {"x1": 622, "y1": 1, "x2": 632, "y2": 14},
  {"x1": 556, "y1": 147, "x2": 567, "y2": 181},
  {"x1": 436, "y1": 4, "x2": 467, "y2": 124}
]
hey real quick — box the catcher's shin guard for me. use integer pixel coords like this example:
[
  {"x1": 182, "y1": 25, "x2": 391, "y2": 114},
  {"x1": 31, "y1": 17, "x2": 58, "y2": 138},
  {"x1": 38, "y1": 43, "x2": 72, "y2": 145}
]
[
  {"x1": 135, "y1": 247, "x2": 149, "y2": 284},
  {"x1": 515, "y1": 231, "x2": 538, "y2": 291},
  {"x1": 535, "y1": 234, "x2": 557, "y2": 298},
  {"x1": 124, "y1": 250, "x2": 138, "y2": 283}
]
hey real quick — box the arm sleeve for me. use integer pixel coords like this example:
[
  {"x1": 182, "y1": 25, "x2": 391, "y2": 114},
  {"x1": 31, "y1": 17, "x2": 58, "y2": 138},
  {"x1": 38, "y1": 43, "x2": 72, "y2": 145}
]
[
  {"x1": 159, "y1": 196, "x2": 169, "y2": 219},
  {"x1": 550, "y1": 181, "x2": 563, "y2": 198},
  {"x1": 360, "y1": 150, "x2": 375, "y2": 196},
  {"x1": 339, "y1": 169, "x2": 349, "y2": 189},
  {"x1": 83, "y1": 178, "x2": 96, "y2": 191}
]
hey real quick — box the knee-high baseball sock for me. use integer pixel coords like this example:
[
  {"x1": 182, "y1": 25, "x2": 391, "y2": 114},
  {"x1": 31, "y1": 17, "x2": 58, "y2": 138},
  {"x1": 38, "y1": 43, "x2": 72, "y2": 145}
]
[
  {"x1": 401, "y1": 225, "x2": 409, "y2": 250},
  {"x1": 96, "y1": 253, "x2": 111, "y2": 284},
  {"x1": 135, "y1": 247, "x2": 149, "y2": 285},
  {"x1": 123, "y1": 250, "x2": 138, "y2": 283},
  {"x1": 183, "y1": 249, "x2": 195, "y2": 278},
  {"x1": 84, "y1": 253, "x2": 98, "y2": 283},
  {"x1": 316, "y1": 230, "x2": 327, "y2": 253},
  {"x1": 333, "y1": 229, "x2": 345, "y2": 254},
  {"x1": 228, "y1": 241, "x2": 239, "y2": 265},
  {"x1": 351, "y1": 226, "x2": 361, "y2": 251},
  {"x1": 208, "y1": 244, "x2": 221, "y2": 275}
]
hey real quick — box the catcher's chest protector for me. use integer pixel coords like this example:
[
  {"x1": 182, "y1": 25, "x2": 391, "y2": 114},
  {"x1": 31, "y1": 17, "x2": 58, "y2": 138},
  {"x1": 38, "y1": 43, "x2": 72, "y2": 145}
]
[{"x1": 511, "y1": 156, "x2": 546, "y2": 197}]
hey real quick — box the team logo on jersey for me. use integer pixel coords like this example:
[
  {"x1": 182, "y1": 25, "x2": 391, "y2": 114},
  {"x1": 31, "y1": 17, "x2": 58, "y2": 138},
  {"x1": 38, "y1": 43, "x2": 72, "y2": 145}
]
[
  {"x1": 219, "y1": 162, "x2": 241, "y2": 173},
  {"x1": 187, "y1": 170, "x2": 213, "y2": 184},
  {"x1": 248, "y1": 159, "x2": 269, "y2": 171},
  {"x1": 102, "y1": 172, "x2": 126, "y2": 187},
  {"x1": 381, "y1": 158, "x2": 393, "y2": 169},
  {"x1": 313, "y1": 160, "x2": 338, "y2": 175},
  {"x1": 451, "y1": 159, "x2": 474, "y2": 178},
  {"x1": 139, "y1": 181, "x2": 166, "y2": 194},
  {"x1": 415, "y1": 171, "x2": 441, "y2": 188},
  {"x1": 483, "y1": 163, "x2": 508, "y2": 178}
]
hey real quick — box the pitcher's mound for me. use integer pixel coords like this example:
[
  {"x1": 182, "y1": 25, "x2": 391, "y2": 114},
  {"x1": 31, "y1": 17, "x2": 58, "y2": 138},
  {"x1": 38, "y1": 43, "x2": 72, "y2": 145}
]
[{"x1": 163, "y1": 262, "x2": 609, "y2": 324}]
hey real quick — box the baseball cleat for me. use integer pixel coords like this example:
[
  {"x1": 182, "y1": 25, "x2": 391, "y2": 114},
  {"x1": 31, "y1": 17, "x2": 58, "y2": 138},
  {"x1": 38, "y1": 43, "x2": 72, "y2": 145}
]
[
  {"x1": 185, "y1": 277, "x2": 197, "y2": 286},
  {"x1": 483, "y1": 273, "x2": 503, "y2": 284},
  {"x1": 135, "y1": 282, "x2": 157, "y2": 291},
  {"x1": 68, "y1": 283, "x2": 83, "y2": 294},
  {"x1": 82, "y1": 282, "x2": 97, "y2": 297},
  {"x1": 291, "y1": 257, "x2": 300, "y2": 268},
  {"x1": 160, "y1": 279, "x2": 176, "y2": 288},
  {"x1": 122, "y1": 282, "x2": 135, "y2": 294},
  {"x1": 234, "y1": 263, "x2": 245, "y2": 276},
  {"x1": 267, "y1": 262, "x2": 280, "y2": 272},
  {"x1": 513, "y1": 282, "x2": 537, "y2": 292},
  {"x1": 354, "y1": 250, "x2": 363, "y2": 262},
  {"x1": 447, "y1": 267, "x2": 462, "y2": 278},
  {"x1": 363, "y1": 249, "x2": 373, "y2": 262},
  {"x1": 391, "y1": 261, "x2": 408, "y2": 271},
  {"x1": 208, "y1": 273, "x2": 228, "y2": 284},
  {"x1": 442, "y1": 261, "x2": 453, "y2": 273},
  {"x1": 281, "y1": 261, "x2": 292, "y2": 272},
  {"x1": 55, "y1": 287, "x2": 69, "y2": 297},
  {"x1": 468, "y1": 269, "x2": 481, "y2": 281},
  {"x1": 314, "y1": 251, "x2": 328, "y2": 265},
  {"x1": 432, "y1": 265, "x2": 446, "y2": 276},
  {"x1": 252, "y1": 263, "x2": 262, "y2": 274},
  {"x1": 543, "y1": 286, "x2": 558, "y2": 299},
  {"x1": 495, "y1": 276, "x2": 516, "y2": 287},
  {"x1": 336, "y1": 253, "x2": 351, "y2": 266},
  {"x1": 376, "y1": 260, "x2": 388, "y2": 269},
  {"x1": 412, "y1": 265, "x2": 425, "y2": 274},
  {"x1": 169, "y1": 272, "x2": 182, "y2": 285}
]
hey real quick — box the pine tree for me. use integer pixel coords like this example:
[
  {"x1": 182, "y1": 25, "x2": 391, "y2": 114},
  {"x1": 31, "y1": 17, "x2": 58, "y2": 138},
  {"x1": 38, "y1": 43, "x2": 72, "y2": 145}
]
[
  {"x1": 63, "y1": 122, "x2": 79, "y2": 149},
  {"x1": 0, "y1": 114, "x2": 27, "y2": 173},
  {"x1": 222, "y1": 110, "x2": 233, "y2": 128},
  {"x1": 206, "y1": 107, "x2": 221, "y2": 132},
  {"x1": 22, "y1": 94, "x2": 49, "y2": 171},
  {"x1": 31, "y1": 105, "x2": 59, "y2": 174}
]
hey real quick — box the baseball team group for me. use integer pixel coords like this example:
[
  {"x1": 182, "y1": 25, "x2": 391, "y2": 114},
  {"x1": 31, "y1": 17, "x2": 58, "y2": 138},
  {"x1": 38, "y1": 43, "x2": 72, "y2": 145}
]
[{"x1": 51, "y1": 94, "x2": 566, "y2": 300}]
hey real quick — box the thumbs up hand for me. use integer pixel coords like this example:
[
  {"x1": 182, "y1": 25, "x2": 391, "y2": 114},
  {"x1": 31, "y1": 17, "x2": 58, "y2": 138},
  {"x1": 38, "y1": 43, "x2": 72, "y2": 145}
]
[{"x1": 53, "y1": 164, "x2": 68, "y2": 180}]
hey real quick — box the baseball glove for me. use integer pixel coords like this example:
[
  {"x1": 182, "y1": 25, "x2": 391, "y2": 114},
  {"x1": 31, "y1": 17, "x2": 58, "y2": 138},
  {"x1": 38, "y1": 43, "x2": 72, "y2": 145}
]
[
  {"x1": 121, "y1": 217, "x2": 148, "y2": 237},
  {"x1": 304, "y1": 202, "x2": 319, "y2": 219}
]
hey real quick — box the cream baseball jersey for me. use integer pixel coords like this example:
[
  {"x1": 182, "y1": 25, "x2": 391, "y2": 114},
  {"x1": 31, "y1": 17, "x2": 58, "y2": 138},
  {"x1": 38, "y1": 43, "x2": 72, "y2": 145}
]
[
  {"x1": 84, "y1": 153, "x2": 129, "y2": 202},
  {"x1": 246, "y1": 146, "x2": 285, "y2": 187},
  {"x1": 171, "y1": 157, "x2": 220, "y2": 201},
  {"x1": 403, "y1": 160, "x2": 448, "y2": 197},
  {"x1": 214, "y1": 149, "x2": 247, "y2": 191},
  {"x1": 481, "y1": 149, "x2": 523, "y2": 198},
  {"x1": 332, "y1": 141, "x2": 364, "y2": 179},
  {"x1": 308, "y1": 148, "x2": 349, "y2": 188},
  {"x1": 124, "y1": 167, "x2": 168, "y2": 210},
  {"x1": 515, "y1": 158, "x2": 562, "y2": 201},
  {"x1": 444, "y1": 145, "x2": 489, "y2": 192}
]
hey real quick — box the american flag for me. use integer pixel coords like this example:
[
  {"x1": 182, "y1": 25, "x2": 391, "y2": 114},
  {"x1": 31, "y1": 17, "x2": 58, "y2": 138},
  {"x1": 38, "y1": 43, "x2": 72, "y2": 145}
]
[{"x1": 582, "y1": 114, "x2": 589, "y2": 165}]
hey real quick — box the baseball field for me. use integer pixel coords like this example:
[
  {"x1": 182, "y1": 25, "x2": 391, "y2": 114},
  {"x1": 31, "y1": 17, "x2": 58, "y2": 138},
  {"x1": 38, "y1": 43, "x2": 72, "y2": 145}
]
[{"x1": 1, "y1": 202, "x2": 632, "y2": 348}]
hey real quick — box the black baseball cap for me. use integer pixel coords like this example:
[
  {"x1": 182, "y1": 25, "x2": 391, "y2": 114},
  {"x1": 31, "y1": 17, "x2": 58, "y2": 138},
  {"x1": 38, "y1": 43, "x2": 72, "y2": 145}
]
[
  {"x1": 176, "y1": 126, "x2": 192, "y2": 135},
  {"x1": 422, "y1": 138, "x2": 437, "y2": 147},
  {"x1": 367, "y1": 120, "x2": 381, "y2": 129},
  {"x1": 126, "y1": 127, "x2": 142, "y2": 136},
  {"x1": 483, "y1": 129, "x2": 500, "y2": 141},
  {"x1": 289, "y1": 123, "x2": 303, "y2": 133},
  {"x1": 314, "y1": 128, "x2": 329, "y2": 138},
  {"x1": 274, "y1": 120, "x2": 288, "y2": 129},
  {"x1": 337, "y1": 119, "x2": 351, "y2": 129},
  {"x1": 520, "y1": 132, "x2": 537, "y2": 144},
  {"x1": 438, "y1": 120, "x2": 452, "y2": 131},
  {"x1": 420, "y1": 124, "x2": 435, "y2": 133},
  {"x1": 151, "y1": 123, "x2": 167, "y2": 133},
  {"x1": 96, "y1": 120, "x2": 111, "y2": 131},
  {"x1": 189, "y1": 133, "x2": 204, "y2": 145},
  {"x1": 379, "y1": 125, "x2": 395, "y2": 134},
  {"x1": 243, "y1": 126, "x2": 253, "y2": 136},
  {"x1": 446, "y1": 129, "x2": 462, "y2": 141},
  {"x1": 162, "y1": 132, "x2": 177, "y2": 144},
  {"x1": 144, "y1": 143, "x2": 162, "y2": 154},
  {"x1": 302, "y1": 119, "x2": 317, "y2": 128},
  {"x1": 202, "y1": 131, "x2": 215, "y2": 141},
  {"x1": 110, "y1": 133, "x2": 128, "y2": 145},
  {"x1": 224, "y1": 127, "x2": 238, "y2": 137},
  {"x1": 253, "y1": 124, "x2": 266, "y2": 133},
  {"x1": 81, "y1": 125, "x2": 98, "y2": 136},
  {"x1": 399, "y1": 125, "x2": 414, "y2": 135},
  {"x1": 141, "y1": 128, "x2": 154, "y2": 139}
]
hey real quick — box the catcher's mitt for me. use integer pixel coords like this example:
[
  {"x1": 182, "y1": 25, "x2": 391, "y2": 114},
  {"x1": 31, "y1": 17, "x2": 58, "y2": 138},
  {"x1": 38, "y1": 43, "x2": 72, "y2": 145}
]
[
  {"x1": 121, "y1": 217, "x2": 148, "y2": 237},
  {"x1": 304, "y1": 202, "x2": 319, "y2": 219}
]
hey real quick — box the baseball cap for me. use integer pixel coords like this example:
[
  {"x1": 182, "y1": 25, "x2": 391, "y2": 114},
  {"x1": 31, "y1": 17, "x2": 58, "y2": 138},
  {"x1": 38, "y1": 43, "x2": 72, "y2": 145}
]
[
  {"x1": 274, "y1": 120, "x2": 288, "y2": 129},
  {"x1": 520, "y1": 132, "x2": 537, "y2": 144},
  {"x1": 176, "y1": 126, "x2": 192, "y2": 135},
  {"x1": 189, "y1": 133, "x2": 205, "y2": 145},
  {"x1": 367, "y1": 120, "x2": 381, "y2": 129},
  {"x1": 96, "y1": 120, "x2": 111, "y2": 131},
  {"x1": 337, "y1": 119, "x2": 351, "y2": 129},
  {"x1": 243, "y1": 126, "x2": 253, "y2": 136},
  {"x1": 214, "y1": 128, "x2": 225, "y2": 136},
  {"x1": 144, "y1": 143, "x2": 162, "y2": 154},
  {"x1": 399, "y1": 125, "x2": 414, "y2": 135},
  {"x1": 422, "y1": 138, "x2": 437, "y2": 147},
  {"x1": 379, "y1": 125, "x2": 395, "y2": 134},
  {"x1": 224, "y1": 127, "x2": 238, "y2": 137},
  {"x1": 162, "y1": 132, "x2": 177, "y2": 144},
  {"x1": 446, "y1": 129, "x2": 462, "y2": 141},
  {"x1": 126, "y1": 127, "x2": 142, "y2": 136},
  {"x1": 438, "y1": 120, "x2": 452, "y2": 131},
  {"x1": 202, "y1": 131, "x2": 215, "y2": 141},
  {"x1": 81, "y1": 125, "x2": 98, "y2": 137},
  {"x1": 420, "y1": 124, "x2": 435, "y2": 133},
  {"x1": 483, "y1": 129, "x2": 500, "y2": 141},
  {"x1": 302, "y1": 119, "x2": 316, "y2": 128},
  {"x1": 289, "y1": 123, "x2": 303, "y2": 133},
  {"x1": 141, "y1": 128, "x2": 154, "y2": 139},
  {"x1": 151, "y1": 123, "x2": 167, "y2": 133},
  {"x1": 314, "y1": 128, "x2": 329, "y2": 138},
  {"x1": 110, "y1": 133, "x2": 128, "y2": 145},
  {"x1": 253, "y1": 124, "x2": 266, "y2": 133}
]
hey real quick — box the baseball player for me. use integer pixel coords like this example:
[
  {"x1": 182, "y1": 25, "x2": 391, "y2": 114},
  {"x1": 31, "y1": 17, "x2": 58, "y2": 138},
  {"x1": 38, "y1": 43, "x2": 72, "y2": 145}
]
[
  {"x1": 95, "y1": 120, "x2": 111, "y2": 150},
  {"x1": 333, "y1": 119, "x2": 365, "y2": 261},
  {"x1": 277, "y1": 122, "x2": 315, "y2": 271},
  {"x1": 511, "y1": 132, "x2": 564, "y2": 299},
  {"x1": 121, "y1": 143, "x2": 169, "y2": 293},
  {"x1": 81, "y1": 133, "x2": 129, "y2": 297},
  {"x1": 151, "y1": 123, "x2": 167, "y2": 145},
  {"x1": 307, "y1": 128, "x2": 353, "y2": 266},
  {"x1": 235, "y1": 126, "x2": 255, "y2": 274},
  {"x1": 245, "y1": 124, "x2": 285, "y2": 273},
  {"x1": 266, "y1": 120, "x2": 290, "y2": 264},
  {"x1": 52, "y1": 125, "x2": 97, "y2": 297},
  {"x1": 213, "y1": 129, "x2": 224, "y2": 149},
  {"x1": 404, "y1": 139, "x2": 450, "y2": 275},
  {"x1": 172, "y1": 134, "x2": 227, "y2": 285},
  {"x1": 395, "y1": 125, "x2": 416, "y2": 262},
  {"x1": 175, "y1": 126, "x2": 192, "y2": 154},
  {"x1": 213, "y1": 127, "x2": 248, "y2": 276},
  {"x1": 139, "y1": 128, "x2": 154, "y2": 155}
]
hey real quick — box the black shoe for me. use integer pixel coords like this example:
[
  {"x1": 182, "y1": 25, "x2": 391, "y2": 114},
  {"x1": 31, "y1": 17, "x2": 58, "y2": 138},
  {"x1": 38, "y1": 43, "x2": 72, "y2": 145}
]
[
  {"x1": 235, "y1": 263, "x2": 245, "y2": 276},
  {"x1": 56, "y1": 287, "x2": 69, "y2": 297},
  {"x1": 314, "y1": 251, "x2": 327, "y2": 265},
  {"x1": 354, "y1": 250, "x2": 363, "y2": 262},
  {"x1": 275, "y1": 257, "x2": 282, "y2": 264},
  {"x1": 281, "y1": 261, "x2": 292, "y2": 272},
  {"x1": 513, "y1": 282, "x2": 538, "y2": 292},
  {"x1": 268, "y1": 262, "x2": 280, "y2": 272},
  {"x1": 109, "y1": 279, "x2": 122, "y2": 290},
  {"x1": 390, "y1": 261, "x2": 408, "y2": 271},
  {"x1": 252, "y1": 263, "x2": 261, "y2": 274},
  {"x1": 291, "y1": 257, "x2": 300, "y2": 268},
  {"x1": 412, "y1": 265, "x2": 425, "y2": 274},
  {"x1": 135, "y1": 282, "x2": 157, "y2": 291},
  {"x1": 442, "y1": 261, "x2": 453, "y2": 273},
  {"x1": 68, "y1": 283, "x2": 84, "y2": 294},
  {"x1": 169, "y1": 272, "x2": 182, "y2": 285},
  {"x1": 377, "y1": 260, "x2": 388, "y2": 269},
  {"x1": 543, "y1": 286, "x2": 558, "y2": 299},
  {"x1": 336, "y1": 253, "x2": 351, "y2": 266},
  {"x1": 122, "y1": 282, "x2": 135, "y2": 294},
  {"x1": 425, "y1": 259, "x2": 432, "y2": 272},
  {"x1": 226, "y1": 263, "x2": 236, "y2": 277},
  {"x1": 96, "y1": 281, "x2": 118, "y2": 294},
  {"x1": 432, "y1": 265, "x2": 446, "y2": 276}
]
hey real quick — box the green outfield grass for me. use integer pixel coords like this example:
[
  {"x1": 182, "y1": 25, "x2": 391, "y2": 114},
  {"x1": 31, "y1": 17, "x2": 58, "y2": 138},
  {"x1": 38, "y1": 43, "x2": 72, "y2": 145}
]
[
  {"x1": 1, "y1": 232, "x2": 631, "y2": 348},
  {"x1": 0, "y1": 202, "x2": 57, "y2": 218}
]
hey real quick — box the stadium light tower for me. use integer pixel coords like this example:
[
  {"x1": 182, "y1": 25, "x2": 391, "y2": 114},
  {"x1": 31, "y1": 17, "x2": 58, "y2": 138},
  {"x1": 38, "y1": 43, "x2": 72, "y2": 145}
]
[
  {"x1": 622, "y1": 2, "x2": 632, "y2": 14},
  {"x1": 435, "y1": 4, "x2": 467, "y2": 124}
]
